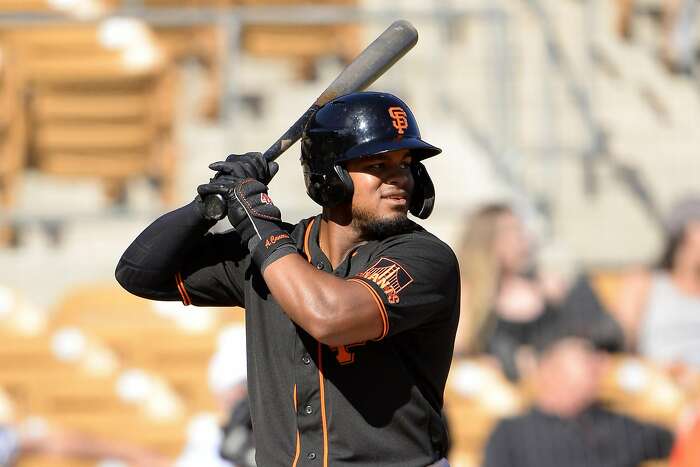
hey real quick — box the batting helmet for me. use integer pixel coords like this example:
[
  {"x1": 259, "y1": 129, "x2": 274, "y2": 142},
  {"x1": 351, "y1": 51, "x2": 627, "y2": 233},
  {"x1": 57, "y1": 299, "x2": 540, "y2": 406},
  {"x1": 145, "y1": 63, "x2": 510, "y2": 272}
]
[{"x1": 300, "y1": 92, "x2": 441, "y2": 219}]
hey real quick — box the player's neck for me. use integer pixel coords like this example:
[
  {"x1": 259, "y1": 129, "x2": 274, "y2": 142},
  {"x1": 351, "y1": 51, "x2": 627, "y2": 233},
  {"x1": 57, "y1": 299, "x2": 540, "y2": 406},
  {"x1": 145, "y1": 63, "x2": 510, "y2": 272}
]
[{"x1": 320, "y1": 209, "x2": 364, "y2": 269}]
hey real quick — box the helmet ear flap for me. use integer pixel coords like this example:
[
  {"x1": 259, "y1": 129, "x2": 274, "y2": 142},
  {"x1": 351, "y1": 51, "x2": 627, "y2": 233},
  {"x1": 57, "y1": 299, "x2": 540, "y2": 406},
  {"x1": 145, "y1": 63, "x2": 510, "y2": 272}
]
[
  {"x1": 302, "y1": 165, "x2": 353, "y2": 207},
  {"x1": 331, "y1": 165, "x2": 354, "y2": 206},
  {"x1": 410, "y1": 162, "x2": 435, "y2": 219}
]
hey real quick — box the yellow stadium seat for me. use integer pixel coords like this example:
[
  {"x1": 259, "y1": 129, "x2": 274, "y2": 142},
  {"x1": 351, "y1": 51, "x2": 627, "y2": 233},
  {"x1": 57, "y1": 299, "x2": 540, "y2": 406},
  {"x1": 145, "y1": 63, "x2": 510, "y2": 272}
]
[
  {"x1": 0, "y1": 45, "x2": 27, "y2": 212},
  {"x1": 48, "y1": 283, "x2": 241, "y2": 411},
  {"x1": 241, "y1": 22, "x2": 361, "y2": 80},
  {"x1": 590, "y1": 268, "x2": 627, "y2": 313},
  {"x1": 444, "y1": 358, "x2": 526, "y2": 461},
  {"x1": 599, "y1": 354, "x2": 689, "y2": 428},
  {"x1": 4, "y1": 21, "x2": 178, "y2": 206}
]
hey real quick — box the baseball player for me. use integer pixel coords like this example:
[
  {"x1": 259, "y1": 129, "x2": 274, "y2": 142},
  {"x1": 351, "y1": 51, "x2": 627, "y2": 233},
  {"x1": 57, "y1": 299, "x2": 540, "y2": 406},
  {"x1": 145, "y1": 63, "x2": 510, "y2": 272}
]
[{"x1": 116, "y1": 92, "x2": 460, "y2": 467}]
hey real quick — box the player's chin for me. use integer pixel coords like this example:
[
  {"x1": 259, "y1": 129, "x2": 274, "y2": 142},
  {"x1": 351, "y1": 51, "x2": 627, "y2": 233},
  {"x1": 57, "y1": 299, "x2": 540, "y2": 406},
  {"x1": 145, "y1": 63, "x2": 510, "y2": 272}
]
[
  {"x1": 379, "y1": 199, "x2": 410, "y2": 216},
  {"x1": 377, "y1": 207, "x2": 409, "y2": 222}
]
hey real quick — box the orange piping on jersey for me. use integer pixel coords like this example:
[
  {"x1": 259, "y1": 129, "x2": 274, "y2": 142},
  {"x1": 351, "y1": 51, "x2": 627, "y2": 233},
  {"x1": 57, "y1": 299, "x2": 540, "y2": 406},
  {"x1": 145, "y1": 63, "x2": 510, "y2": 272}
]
[
  {"x1": 303, "y1": 218, "x2": 315, "y2": 263},
  {"x1": 302, "y1": 217, "x2": 328, "y2": 466},
  {"x1": 292, "y1": 384, "x2": 301, "y2": 467},
  {"x1": 317, "y1": 342, "x2": 329, "y2": 467},
  {"x1": 348, "y1": 278, "x2": 389, "y2": 340},
  {"x1": 174, "y1": 272, "x2": 191, "y2": 305}
]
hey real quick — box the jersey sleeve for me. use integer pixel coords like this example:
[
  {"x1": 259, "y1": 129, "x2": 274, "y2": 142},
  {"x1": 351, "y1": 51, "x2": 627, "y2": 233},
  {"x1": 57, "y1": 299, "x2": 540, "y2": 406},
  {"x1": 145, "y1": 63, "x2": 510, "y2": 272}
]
[
  {"x1": 176, "y1": 229, "x2": 252, "y2": 307},
  {"x1": 348, "y1": 234, "x2": 460, "y2": 339}
]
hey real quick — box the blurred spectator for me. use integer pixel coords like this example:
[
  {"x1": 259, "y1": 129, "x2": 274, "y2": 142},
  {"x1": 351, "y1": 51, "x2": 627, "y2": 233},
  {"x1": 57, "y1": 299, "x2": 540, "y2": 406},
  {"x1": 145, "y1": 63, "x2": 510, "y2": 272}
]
[
  {"x1": 614, "y1": 195, "x2": 700, "y2": 374},
  {"x1": 0, "y1": 417, "x2": 169, "y2": 466},
  {"x1": 661, "y1": 0, "x2": 697, "y2": 74},
  {"x1": 209, "y1": 325, "x2": 254, "y2": 467},
  {"x1": 615, "y1": 0, "x2": 698, "y2": 74},
  {"x1": 454, "y1": 203, "x2": 568, "y2": 380},
  {"x1": 483, "y1": 321, "x2": 674, "y2": 467},
  {"x1": 176, "y1": 323, "x2": 253, "y2": 467}
]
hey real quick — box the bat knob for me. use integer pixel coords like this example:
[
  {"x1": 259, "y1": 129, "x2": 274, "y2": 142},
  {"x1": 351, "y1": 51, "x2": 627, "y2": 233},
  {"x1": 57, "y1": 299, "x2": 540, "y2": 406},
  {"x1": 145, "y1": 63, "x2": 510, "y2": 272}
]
[{"x1": 203, "y1": 194, "x2": 228, "y2": 221}]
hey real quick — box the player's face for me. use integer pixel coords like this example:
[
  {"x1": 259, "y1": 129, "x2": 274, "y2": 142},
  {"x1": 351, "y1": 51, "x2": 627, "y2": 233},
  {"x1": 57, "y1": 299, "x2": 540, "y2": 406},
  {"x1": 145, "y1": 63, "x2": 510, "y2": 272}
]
[
  {"x1": 493, "y1": 212, "x2": 531, "y2": 274},
  {"x1": 346, "y1": 150, "x2": 415, "y2": 238},
  {"x1": 539, "y1": 338, "x2": 604, "y2": 414}
]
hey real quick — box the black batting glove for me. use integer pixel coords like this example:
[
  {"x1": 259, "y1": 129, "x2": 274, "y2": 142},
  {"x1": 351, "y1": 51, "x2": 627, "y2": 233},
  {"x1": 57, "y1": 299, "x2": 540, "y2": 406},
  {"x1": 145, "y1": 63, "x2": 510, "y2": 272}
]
[
  {"x1": 224, "y1": 178, "x2": 297, "y2": 271},
  {"x1": 209, "y1": 152, "x2": 278, "y2": 185},
  {"x1": 195, "y1": 152, "x2": 279, "y2": 220}
]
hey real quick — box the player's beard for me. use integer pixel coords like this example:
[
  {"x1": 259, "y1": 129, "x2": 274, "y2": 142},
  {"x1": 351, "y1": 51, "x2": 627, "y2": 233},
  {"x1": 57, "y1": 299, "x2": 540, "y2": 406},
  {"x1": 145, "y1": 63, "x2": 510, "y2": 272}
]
[{"x1": 351, "y1": 206, "x2": 415, "y2": 240}]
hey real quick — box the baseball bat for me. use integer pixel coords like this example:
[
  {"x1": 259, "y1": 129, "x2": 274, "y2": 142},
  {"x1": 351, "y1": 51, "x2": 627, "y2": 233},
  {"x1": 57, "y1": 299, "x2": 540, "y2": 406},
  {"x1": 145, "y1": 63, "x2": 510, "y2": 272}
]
[{"x1": 202, "y1": 19, "x2": 419, "y2": 221}]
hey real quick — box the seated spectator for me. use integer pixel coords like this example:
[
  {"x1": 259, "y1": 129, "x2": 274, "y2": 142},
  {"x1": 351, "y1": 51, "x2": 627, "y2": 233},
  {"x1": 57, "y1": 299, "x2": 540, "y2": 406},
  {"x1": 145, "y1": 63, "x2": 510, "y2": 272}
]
[
  {"x1": 615, "y1": 0, "x2": 698, "y2": 74},
  {"x1": 454, "y1": 203, "x2": 568, "y2": 380},
  {"x1": 176, "y1": 323, "x2": 252, "y2": 467},
  {"x1": 483, "y1": 321, "x2": 674, "y2": 467},
  {"x1": 614, "y1": 195, "x2": 700, "y2": 376}
]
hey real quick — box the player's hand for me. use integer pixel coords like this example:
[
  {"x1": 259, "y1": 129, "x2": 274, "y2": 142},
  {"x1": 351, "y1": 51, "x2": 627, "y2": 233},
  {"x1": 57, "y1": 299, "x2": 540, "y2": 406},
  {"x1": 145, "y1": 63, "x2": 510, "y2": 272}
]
[
  {"x1": 195, "y1": 152, "x2": 278, "y2": 220},
  {"x1": 210, "y1": 152, "x2": 279, "y2": 185},
  {"x1": 225, "y1": 178, "x2": 297, "y2": 271}
]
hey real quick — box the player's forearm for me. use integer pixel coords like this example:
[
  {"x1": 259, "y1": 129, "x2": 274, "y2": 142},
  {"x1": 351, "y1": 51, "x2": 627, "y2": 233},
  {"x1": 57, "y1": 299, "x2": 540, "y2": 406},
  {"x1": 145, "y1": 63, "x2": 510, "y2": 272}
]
[
  {"x1": 115, "y1": 201, "x2": 215, "y2": 299},
  {"x1": 263, "y1": 254, "x2": 383, "y2": 346}
]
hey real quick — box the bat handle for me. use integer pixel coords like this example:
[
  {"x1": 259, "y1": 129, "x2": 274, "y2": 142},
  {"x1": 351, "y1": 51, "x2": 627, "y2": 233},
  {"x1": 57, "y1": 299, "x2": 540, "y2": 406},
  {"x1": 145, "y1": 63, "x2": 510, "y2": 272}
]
[
  {"x1": 202, "y1": 105, "x2": 320, "y2": 222},
  {"x1": 202, "y1": 193, "x2": 227, "y2": 221}
]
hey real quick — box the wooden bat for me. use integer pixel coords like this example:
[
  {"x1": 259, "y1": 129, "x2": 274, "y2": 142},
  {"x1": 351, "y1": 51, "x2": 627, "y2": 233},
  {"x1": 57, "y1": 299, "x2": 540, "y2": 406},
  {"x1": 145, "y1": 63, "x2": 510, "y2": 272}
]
[{"x1": 202, "y1": 19, "x2": 419, "y2": 220}]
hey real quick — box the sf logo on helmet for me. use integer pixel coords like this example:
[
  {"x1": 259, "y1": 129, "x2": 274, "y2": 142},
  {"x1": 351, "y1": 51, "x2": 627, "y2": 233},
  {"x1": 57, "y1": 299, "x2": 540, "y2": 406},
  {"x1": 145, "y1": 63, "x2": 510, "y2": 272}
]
[{"x1": 388, "y1": 107, "x2": 409, "y2": 135}]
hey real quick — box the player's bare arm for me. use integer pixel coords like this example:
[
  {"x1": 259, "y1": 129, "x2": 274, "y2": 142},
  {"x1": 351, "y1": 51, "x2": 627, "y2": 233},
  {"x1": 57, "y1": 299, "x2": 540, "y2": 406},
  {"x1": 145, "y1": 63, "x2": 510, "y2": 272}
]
[
  {"x1": 262, "y1": 254, "x2": 384, "y2": 346},
  {"x1": 261, "y1": 151, "x2": 415, "y2": 346}
]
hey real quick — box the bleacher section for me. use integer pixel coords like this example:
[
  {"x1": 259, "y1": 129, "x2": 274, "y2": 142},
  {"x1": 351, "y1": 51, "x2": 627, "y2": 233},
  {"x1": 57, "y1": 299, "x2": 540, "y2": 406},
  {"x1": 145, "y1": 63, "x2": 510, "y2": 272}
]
[
  {"x1": 0, "y1": 284, "x2": 245, "y2": 465},
  {"x1": 3, "y1": 21, "x2": 178, "y2": 206},
  {"x1": 0, "y1": 44, "x2": 25, "y2": 210},
  {"x1": 0, "y1": 0, "x2": 363, "y2": 216}
]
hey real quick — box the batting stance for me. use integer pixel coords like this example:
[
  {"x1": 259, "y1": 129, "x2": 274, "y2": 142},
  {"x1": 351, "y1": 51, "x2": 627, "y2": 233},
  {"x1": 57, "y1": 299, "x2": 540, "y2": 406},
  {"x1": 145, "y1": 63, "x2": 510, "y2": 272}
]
[{"x1": 116, "y1": 92, "x2": 460, "y2": 467}]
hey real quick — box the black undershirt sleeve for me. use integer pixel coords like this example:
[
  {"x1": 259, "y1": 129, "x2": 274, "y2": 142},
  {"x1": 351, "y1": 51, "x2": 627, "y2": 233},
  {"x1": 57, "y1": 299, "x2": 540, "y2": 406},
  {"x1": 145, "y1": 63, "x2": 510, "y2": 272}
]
[{"x1": 115, "y1": 201, "x2": 217, "y2": 301}]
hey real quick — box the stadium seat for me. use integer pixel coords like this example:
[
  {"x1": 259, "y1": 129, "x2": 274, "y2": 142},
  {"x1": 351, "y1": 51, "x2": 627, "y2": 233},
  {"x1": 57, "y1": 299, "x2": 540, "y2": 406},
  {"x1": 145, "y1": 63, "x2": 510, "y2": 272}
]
[
  {"x1": 444, "y1": 358, "x2": 526, "y2": 465},
  {"x1": 599, "y1": 354, "x2": 690, "y2": 428},
  {"x1": 3, "y1": 20, "x2": 178, "y2": 206},
  {"x1": 0, "y1": 45, "x2": 26, "y2": 212},
  {"x1": 590, "y1": 268, "x2": 627, "y2": 313},
  {"x1": 48, "y1": 283, "x2": 242, "y2": 410},
  {"x1": 27, "y1": 368, "x2": 187, "y2": 457},
  {"x1": 241, "y1": 22, "x2": 361, "y2": 80}
]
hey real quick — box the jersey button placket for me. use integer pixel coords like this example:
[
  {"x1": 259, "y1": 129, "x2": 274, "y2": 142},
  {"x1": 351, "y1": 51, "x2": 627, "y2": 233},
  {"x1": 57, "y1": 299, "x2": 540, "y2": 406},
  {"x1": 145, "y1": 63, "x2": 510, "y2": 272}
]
[
  {"x1": 307, "y1": 452, "x2": 316, "y2": 460},
  {"x1": 304, "y1": 405, "x2": 313, "y2": 415},
  {"x1": 302, "y1": 354, "x2": 311, "y2": 365}
]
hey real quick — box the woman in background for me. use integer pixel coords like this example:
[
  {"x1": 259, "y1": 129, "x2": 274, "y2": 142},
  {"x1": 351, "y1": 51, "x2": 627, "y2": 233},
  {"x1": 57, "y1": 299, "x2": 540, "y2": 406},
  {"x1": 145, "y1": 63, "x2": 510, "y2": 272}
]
[
  {"x1": 454, "y1": 203, "x2": 567, "y2": 381},
  {"x1": 614, "y1": 195, "x2": 700, "y2": 371}
]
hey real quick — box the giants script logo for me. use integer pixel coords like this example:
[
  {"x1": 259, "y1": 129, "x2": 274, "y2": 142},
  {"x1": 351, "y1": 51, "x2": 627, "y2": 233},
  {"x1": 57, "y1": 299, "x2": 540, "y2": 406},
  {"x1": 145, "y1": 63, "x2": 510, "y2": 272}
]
[
  {"x1": 265, "y1": 232, "x2": 289, "y2": 248},
  {"x1": 260, "y1": 193, "x2": 273, "y2": 205},
  {"x1": 388, "y1": 107, "x2": 408, "y2": 135},
  {"x1": 357, "y1": 257, "x2": 413, "y2": 304}
]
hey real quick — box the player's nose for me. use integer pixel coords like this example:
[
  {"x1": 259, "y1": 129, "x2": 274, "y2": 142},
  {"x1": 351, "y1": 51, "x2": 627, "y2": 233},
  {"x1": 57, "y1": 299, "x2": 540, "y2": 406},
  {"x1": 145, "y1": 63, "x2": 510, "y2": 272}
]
[{"x1": 385, "y1": 166, "x2": 412, "y2": 188}]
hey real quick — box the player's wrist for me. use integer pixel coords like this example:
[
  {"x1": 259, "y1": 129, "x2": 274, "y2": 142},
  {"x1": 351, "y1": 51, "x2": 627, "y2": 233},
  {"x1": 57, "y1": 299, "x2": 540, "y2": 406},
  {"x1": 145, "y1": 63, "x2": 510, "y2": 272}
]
[{"x1": 251, "y1": 229, "x2": 297, "y2": 272}]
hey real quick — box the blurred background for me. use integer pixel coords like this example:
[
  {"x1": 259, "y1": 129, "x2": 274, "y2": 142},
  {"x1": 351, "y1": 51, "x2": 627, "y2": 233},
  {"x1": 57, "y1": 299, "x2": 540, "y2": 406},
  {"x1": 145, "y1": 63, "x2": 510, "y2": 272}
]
[{"x1": 0, "y1": 0, "x2": 700, "y2": 466}]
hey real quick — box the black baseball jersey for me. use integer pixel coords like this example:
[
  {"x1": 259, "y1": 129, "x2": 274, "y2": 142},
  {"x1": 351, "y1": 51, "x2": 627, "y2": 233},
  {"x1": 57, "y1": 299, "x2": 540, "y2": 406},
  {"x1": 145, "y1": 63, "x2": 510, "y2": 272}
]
[{"x1": 170, "y1": 214, "x2": 459, "y2": 466}]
